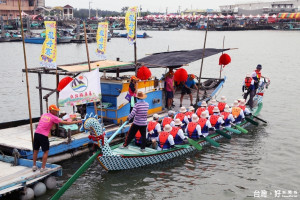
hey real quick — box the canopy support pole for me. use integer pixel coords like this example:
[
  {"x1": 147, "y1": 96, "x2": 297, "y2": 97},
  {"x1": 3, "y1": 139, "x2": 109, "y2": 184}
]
[{"x1": 38, "y1": 72, "x2": 43, "y2": 115}]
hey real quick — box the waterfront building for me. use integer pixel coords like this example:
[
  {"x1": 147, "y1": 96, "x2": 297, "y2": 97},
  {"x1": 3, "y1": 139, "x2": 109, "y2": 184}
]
[{"x1": 63, "y1": 4, "x2": 73, "y2": 19}]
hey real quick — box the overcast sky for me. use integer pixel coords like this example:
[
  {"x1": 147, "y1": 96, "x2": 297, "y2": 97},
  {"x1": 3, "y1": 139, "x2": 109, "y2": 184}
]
[{"x1": 46, "y1": 0, "x2": 283, "y2": 13}]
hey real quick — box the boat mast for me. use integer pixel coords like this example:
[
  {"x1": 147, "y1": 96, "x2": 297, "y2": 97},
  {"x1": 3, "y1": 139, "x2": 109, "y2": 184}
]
[
  {"x1": 17, "y1": 0, "x2": 34, "y2": 148},
  {"x1": 219, "y1": 36, "x2": 225, "y2": 79}
]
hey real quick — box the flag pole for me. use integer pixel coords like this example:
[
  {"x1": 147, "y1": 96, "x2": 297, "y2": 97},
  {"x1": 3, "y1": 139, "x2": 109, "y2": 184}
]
[
  {"x1": 134, "y1": 11, "x2": 138, "y2": 75},
  {"x1": 18, "y1": 0, "x2": 34, "y2": 149},
  {"x1": 219, "y1": 36, "x2": 225, "y2": 79}
]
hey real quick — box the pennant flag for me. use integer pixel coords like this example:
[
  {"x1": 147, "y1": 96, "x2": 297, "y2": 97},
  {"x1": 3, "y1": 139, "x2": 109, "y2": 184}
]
[
  {"x1": 40, "y1": 21, "x2": 57, "y2": 69},
  {"x1": 95, "y1": 22, "x2": 108, "y2": 60},
  {"x1": 58, "y1": 69, "x2": 101, "y2": 107},
  {"x1": 125, "y1": 6, "x2": 137, "y2": 45}
]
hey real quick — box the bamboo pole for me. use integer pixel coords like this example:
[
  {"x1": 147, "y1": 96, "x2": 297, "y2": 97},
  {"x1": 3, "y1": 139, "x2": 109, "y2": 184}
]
[
  {"x1": 196, "y1": 18, "x2": 209, "y2": 103},
  {"x1": 17, "y1": 0, "x2": 34, "y2": 149},
  {"x1": 219, "y1": 36, "x2": 225, "y2": 79},
  {"x1": 134, "y1": 12, "x2": 138, "y2": 75}
]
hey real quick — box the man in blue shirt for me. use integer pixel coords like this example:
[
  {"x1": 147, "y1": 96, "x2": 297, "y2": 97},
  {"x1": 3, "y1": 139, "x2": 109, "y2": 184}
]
[{"x1": 180, "y1": 74, "x2": 198, "y2": 107}]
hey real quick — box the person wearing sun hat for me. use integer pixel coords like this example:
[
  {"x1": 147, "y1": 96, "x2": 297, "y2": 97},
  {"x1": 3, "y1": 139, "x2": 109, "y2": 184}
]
[
  {"x1": 32, "y1": 104, "x2": 82, "y2": 172},
  {"x1": 170, "y1": 119, "x2": 188, "y2": 144},
  {"x1": 207, "y1": 99, "x2": 217, "y2": 115},
  {"x1": 196, "y1": 101, "x2": 209, "y2": 118},
  {"x1": 218, "y1": 96, "x2": 228, "y2": 112},
  {"x1": 185, "y1": 106, "x2": 195, "y2": 122},
  {"x1": 231, "y1": 100, "x2": 245, "y2": 124},
  {"x1": 122, "y1": 91, "x2": 149, "y2": 152},
  {"x1": 175, "y1": 107, "x2": 189, "y2": 130},
  {"x1": 161, "y1": 110, "x2": 175, "y2": 128},
  {"x1": 208, "y1": 107, "x2": 224, "y2": 130},
  {"x1": 238, "y1": 99, "x2": 251, "y2": 115},
  {"x1": 157, "y1": 124, "x2": 175, "y2": 150},
  {"x1": 147, "y1": 114, "x2": 162, "y2": 149},
  {"x1": 186, "y1": 114, "x2": 202, "y2": 139},
  {"x1": 220, "y1": 105, "x2": 235, "y2": 128},
  {"x1": 180, "y1": 74, "x2": 198, "y2": 107},
  {"x1": 198, "y1": 111, "x2": 212, "y2": 137}
]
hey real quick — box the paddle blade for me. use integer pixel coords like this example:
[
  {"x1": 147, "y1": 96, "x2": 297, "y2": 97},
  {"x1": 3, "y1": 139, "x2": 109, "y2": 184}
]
[
  {"x1": 253, "y1": 115, "x2": 268, "y2": 123},
  {"x1": 204, "y1": 137, "x2": 220, "y2": 147},
  {"x1": 234, "y1": 124, "x2": 248, "y2": 134},
  {"x1": 245, "y1": 117, "x2": 259, "y2": 126},
  {"x1": 187, "y1": 138, "x2": 202, "y2": 150},
  {"x1": 216, "y1": 129, "x2": 231, "y2": 139},
  {"x1": 224, "y1": 127, "x2": 241, "y2": 134}
]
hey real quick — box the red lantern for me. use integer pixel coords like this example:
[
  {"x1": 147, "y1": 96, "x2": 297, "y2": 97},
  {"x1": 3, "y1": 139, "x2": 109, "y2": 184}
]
[
  {"x1": 174, "y1": 68, "x2": 188, "y2": 83},
  {"x1": 57, "y1": 76, "x2": 73, "y2": 91},
  {"x1": 219, "y1": 53, "x2": 231, "y2": 66},
  {"x1": 137, "y1": 66, "x2": 152, "y2": 80}
]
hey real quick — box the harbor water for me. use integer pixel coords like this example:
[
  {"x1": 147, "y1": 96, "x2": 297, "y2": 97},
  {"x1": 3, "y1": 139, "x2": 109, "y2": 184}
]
[{"x1": 0, "y1": 30, "x2": 299, "y2": 199}]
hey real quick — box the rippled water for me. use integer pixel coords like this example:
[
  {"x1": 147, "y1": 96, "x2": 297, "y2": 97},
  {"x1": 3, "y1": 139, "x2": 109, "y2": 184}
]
[{"x1": 1, "y1": 30, "x2": 300, "y2": 199}]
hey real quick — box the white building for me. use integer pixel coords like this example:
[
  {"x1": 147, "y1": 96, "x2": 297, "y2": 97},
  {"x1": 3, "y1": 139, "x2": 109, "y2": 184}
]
[{"x1": 63, "y1": 4, "x2": 73, "y2": 19}]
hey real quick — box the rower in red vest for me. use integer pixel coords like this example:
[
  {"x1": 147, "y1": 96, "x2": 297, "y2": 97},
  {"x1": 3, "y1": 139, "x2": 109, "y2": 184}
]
[
  {"x1": 161, "y1": 110, "x2": 175, "y2": 128},
  {"x1": 171, "y1": 119, "x2": 188, "y2": 144},
  {"x1": 231, "y1": 100, "x2": 245, "y2": 124},
  {"x1": 207, "y1": 99, "x2": 217, "y2": 115},
  {"x1": 186, "y1": 114, "x2": 202, "y2": 139},
  {"x1": 198, "y1": 111, "x2": 212, "y2": 137},
  {"x1": 220, "y1": 105, "x2": 235, "y2": 127},
  {"x1": 209, "y1": 107, "x2": 224, "y2": 130},
  {"x1": 238, "y1": 99, "x2": 251, "y2": 116},
  {"x1": 157, "y1": 124, "x2": 175, "y2": 150},
  {"x1": 175, "y1": 107, "x2": 189, "y2": 130},
  {"x1": 196, "y1": 101, "x2": 209, "y2": 118},
  {"x1": 147, "y1": 114, "x2": 162, "y2": 149},
  {"x1": 218, "y1": 96, "x2": 228, "y2": 112},
  {"x1": 243, "y1": 73, "x2": 255, "y2": 110},
  {"x1": 185, "y1": 106, "x2": 195, "y2": 122}
]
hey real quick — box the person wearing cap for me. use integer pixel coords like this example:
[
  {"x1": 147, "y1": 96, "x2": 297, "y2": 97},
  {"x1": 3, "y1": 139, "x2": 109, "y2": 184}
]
[
  {"x1": 243, "y1": 73, "x2": 255, "y2": 110},
  {"x1": 251, "y1": 64, "x2": 263, "y2": 91},
  {"x1": 207, "y1": 99, "x2": 217, "y2": 116},
  {"x1": 128, "y1": 76, "x2": 139, "y2": 113},
  {"x1": 231, "y1": 100, "x2": 245, "y2": 124},
  {"x1": 165, "y1": 70, "x2": 175, "y2": 110},
  {"x1": 122, "y1": 91, "x2": 149, "y2": 152},
  {"x1": 208, "y1": 107, "x2": 224, "y2": 130},
  {"x1": 32, "y1": 105, "x2": 82, "y2": 172},
  {"x1": 198, "y1": 111, "x2": 212, "y2": 137},
  {"x1": 170, "y1": 119, "x2": 188, "y2": 144},
  {"x1": 218, "y1": 96, "x2": 228, "y2": 112},
  {"x1": 196, "y1": 101, "x2": 209, "y2": 117},
  {"x1": 185, "y1": 106, "x2": 195, "y2": 122},
  {"x1": 147, "y1": 114, "x2": 162, "y2": 149},
  {"x1": 175, "y1": 107, "x2": 189, "y2": 130},
  {"x1": 220, "y1": 105, "x2": 235, "y2": 128},
  {"x1": 161, "y1": 110, "x2": 175, "y2": 128},
  {"x1": 186, "y1": 114, "x2": 202, "y2": 139},
  {"x1": 238, "y1": 99, "x2": 251, "y2": 116},
  {"x1": 180, "y1": 74, "x2": 198, "y2": 107},
  {"x1": 157, "y1": 124, "x2": 175, "y2": 150}
]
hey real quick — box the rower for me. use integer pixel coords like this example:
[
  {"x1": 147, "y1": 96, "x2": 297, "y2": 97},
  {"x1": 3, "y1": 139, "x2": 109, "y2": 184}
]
[
  {"x1": 208, "y1": 107, "x2": 224, "y2": 130},
  {"x1": 186, "y1": 114, "x2": 202, "y2": 139},
  {"x1": 196, "y1": 101, "x2": 209, "y2": 117},
  {"x1": 218, "y1": 96, "x2": 228, "y2": 112},
  {"x1": 207, "y1": 99, "x2": 217, "y2": 115},
  {"x1": 221, "y1": 105, "x2": 235, "y2": 127},
  {"x1": 170, "y1": 119, "x2": 188, "y2": 144},
  {"x1": 185, "y1": 106, "x2": 195, "y2": 122},
  {"x1": 161, "y1": 110, "x2": 175, "y2": 128},
  {"x1": 147, "y1": 114, "x2": 162, "y2": 149},
  {"x1": 175, "y1": 107, "x2": 189, "y2": 130},
  {"x1": 231, "y1": 100, "x2": 245, "y2": 124},
  {"x1": 157, "y1": 124, "x2": 175, "y2": 150},
  {"x1": 198, "y1": 111, "x2": 212, "y2": 137},
  {"x1": 238, "y1": 99, "x2": 251, "y2": 116}
]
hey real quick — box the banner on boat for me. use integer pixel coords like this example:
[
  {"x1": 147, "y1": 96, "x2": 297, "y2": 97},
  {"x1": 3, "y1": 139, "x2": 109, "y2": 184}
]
[
  {"x1": 95, "y1": 22, "x2": 108, "y2": 60},
  {"x1": 125, "y1": 6, "x2": 137, "y2": 45},
  {"x1": 58, "y1": 69, "x2": 101, "y2": 107},
  {"x1": 40, "y1": 21, "x2": 57, "y2": 69}
]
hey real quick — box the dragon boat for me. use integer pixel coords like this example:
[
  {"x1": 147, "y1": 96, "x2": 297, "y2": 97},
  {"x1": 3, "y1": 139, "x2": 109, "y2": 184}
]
[{"x1": 81, "y1": 77, "x2": 270, "y2": 171}]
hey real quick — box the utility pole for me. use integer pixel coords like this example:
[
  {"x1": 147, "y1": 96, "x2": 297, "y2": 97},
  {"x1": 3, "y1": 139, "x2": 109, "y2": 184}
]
[
  {"x1": 89, "y1": 1, "x2": 92, "y2": 19},
  {"x1": 166, "y1": 7, "x2": 168, "y2": 15}
]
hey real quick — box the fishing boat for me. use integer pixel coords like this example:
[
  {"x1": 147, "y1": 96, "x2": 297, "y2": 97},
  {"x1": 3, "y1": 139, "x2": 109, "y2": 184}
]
[
  {"x1": 119, "y1": 32, "x2": 150, "y2": 38},
  {"x1": 81, "y1": 76, "x2": 270, "y2": 171},
  {"x1": 24, "y1": 37, "x2": 45, "y2": 44},
  {"x1": 0, "y1": 48, "x2": 227, "y2": 162}
]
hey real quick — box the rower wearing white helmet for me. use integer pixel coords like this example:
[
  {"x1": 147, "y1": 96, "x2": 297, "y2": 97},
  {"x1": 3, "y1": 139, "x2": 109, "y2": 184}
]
[
  {"x1": 220, "y1": 105, "x2": 235, "y2": 127},
  {"x1": 171, "y1": 119, "x2": 188, "y2": 144},
  {"x1": 207, "y1": 99, "x2": 217, "y2": 115},
  {"x1": 147, "y1": 114, "x2": 162, "y2": 149},
  {"x1": 218, "y1": 96, "x2": 228, "y2": 112},
  {"x1": 161, "y1": 110, "x2": 175, "y2": 128},
  {"x1": 157, "y1": 124, "x2": 175, "y2": 150},
  {"x1": 175, "y1": 107, "x2": 189, "y2": 130},
  {"x1": 185, "y1": 106, "x2": 195, "y2": 122},
  {"x1": 238, "y1": 99, "x2": 251, "y2": 116},
  {"x1": 231, "y1": 100, "x2": 245, "y2": 124},
  {"x1": 208, "y1": 107, "x2": 224, "y2": 130},
  {"x1": 198, "y1": 111, "x2": 212, "y2": 137},
  {"x1": 196, "y1": 101, "x2": 209, "y2": 117},
  {"x1": 186, "y1": 114, "x2": 202, "y2": 139}
]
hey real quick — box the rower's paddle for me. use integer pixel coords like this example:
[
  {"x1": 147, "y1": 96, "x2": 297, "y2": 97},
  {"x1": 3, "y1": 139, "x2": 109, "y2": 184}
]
[
  {"x1": 216, "y1": 129, "x2": 231, "y2": 139},
  {"x1": 253, "y1": 115, "x2": 267, "y2": 123},
  {"x1": 224, "y1": 127, "x2": 241, "y2": 134},
  {"x1": 203, "y1": 136, "x2": 220, "y2": 147},
  {"x1": 245, "y1": 117, "x2": 259, "y2": 126},
  {"x1": 187, "y1": 138, "x2": 202, "y2": 150},
  {"x1": 230, "y1": 122, "x2": 248, "y2": 134}
]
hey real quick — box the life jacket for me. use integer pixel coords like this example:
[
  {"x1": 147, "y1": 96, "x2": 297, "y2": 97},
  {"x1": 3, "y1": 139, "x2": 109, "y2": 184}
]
[
  {"x1": 210, "y1": 115, "x2": 220, "y2": 129},
  {"x1": 196, "y1": 107, "x2": 206, "y2": 117},
  {"x1": 218, "y1": 102, "x2": 226, "y2": 112},
  {"x1": 147, "y1": 121, "x2": 159, "y2": 137},
  {"x1": 170, "y1": 127, "x2": 183, "y2": 144},
  {"x1": 231, "y1": 107, "x2": 242, "y2": 118},
  {"x1": 187, "y1": 122, "x2": 199, "y2": 139},
  {"x1": 162, "y1": 117, "x2": 173, "y2": 128},
  {"x1": 207, "y1": 105, "x2": 215, "y2": 115},
  {"x1": 158, "y1": 131, "x2": 170, "y2": 149},
  {"x1": 198, "y1": 118, "x2": 208, "y2": 133},
  {"x1": 135, "y1": 130, "x2": 142, "y2": 144},
  {"x1": 245, "y1": 77, "x2": 253, "y2": 88},
  {"x1": 221, "y1": 112, "x2": 230, "y2": 126},
  {"x1": 185, "y1": 111, "x2": 194, "y2": 121},
  {"x1": 239, "y1": 105, "x2": 246, "y2": 111},
  {"x1": 175, "y1": 113, "x2": 185, "y2": 122},
  {"x1": 255, "y1": 70, "x2": 261, "y2": 80}
]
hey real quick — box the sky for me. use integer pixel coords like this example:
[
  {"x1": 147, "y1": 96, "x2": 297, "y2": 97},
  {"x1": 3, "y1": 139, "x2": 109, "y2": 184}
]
[{"x1": 46, "y1": 0, "x2": 283, "y2": 13}]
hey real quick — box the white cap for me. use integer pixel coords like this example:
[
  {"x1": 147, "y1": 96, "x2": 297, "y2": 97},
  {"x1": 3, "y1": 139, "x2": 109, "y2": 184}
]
[
  {"x1": 168, "y1": 110, "x2": 175, "y2": 116},
  {"x1": 179, "y1": 107, "x2": 187, "y2": 113},
  {"x1": 164, "y1": 124, "x2": 172, "y2": 132},
  {"x1": 233, "y1": 100, "x2": 239, "y2": 107},
  {"x1": 191, "y1": 114, "x2": 199, "y2": 122},
  {"x1": 246, "y1": 73, "x2": 251, "y2": 78},
  {"x1": 201, "y1": 101, "x2": 207, "y2": 107},
  {"x1": 213, "y1": 107, "x2": 220, "y2": 113},
  {"x1": 174, "y1": 118, "x2": 183, "y2": 126},
  {"x1": 209, "y1": 99, "x2": 217, "y2": 105},
  {"x1": 220, "y1": 96, "x2": 227, "y2": 102},
  {"x1": 224, "y1": 105, "x2": 230, "y2": 112},
  {"x1": 200, "y1": 111, "x2": 207, "y2": 118},
  {"x1": 188, "y1": 106, "x2": 195, "y2": 111},
  {"x1": 153, "y1": 114, "x2": 160, "y2": 119}
]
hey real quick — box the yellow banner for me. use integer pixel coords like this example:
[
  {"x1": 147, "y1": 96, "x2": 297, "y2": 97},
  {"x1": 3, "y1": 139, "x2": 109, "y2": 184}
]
[
  {"x1": 125, "y1": 6, "x2": 137, "y2": 45},
  {"x1": 40, "y1": 21, "x2": 57, "y2": 69},
  {"x1": 96, "y1": 22, "x2": 108, "y2": 60}
]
